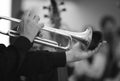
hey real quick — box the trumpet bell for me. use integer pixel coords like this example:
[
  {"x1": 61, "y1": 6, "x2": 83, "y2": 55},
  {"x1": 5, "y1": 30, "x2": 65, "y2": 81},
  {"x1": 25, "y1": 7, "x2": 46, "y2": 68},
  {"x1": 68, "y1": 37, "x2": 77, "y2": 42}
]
[{"x1": 65, "y1": 27, "x2": 92, "y2": 48}]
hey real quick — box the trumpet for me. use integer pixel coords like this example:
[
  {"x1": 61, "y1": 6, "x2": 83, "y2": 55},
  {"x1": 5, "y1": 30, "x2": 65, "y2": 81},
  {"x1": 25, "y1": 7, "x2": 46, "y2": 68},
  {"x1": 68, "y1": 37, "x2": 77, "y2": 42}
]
[{"x1": 0, "y1": 16, "x2": 92, "y2": 50}]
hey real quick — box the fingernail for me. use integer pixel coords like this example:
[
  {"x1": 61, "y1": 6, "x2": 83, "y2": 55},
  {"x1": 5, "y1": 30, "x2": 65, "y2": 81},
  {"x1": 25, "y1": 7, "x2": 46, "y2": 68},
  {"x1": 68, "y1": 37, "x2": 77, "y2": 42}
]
[
  {"x1": 103, "y1": 41, "x2": 107, "y2": 43},
  {"x1": 41, "y1": 23, "x2": 44, "y2": 27}
]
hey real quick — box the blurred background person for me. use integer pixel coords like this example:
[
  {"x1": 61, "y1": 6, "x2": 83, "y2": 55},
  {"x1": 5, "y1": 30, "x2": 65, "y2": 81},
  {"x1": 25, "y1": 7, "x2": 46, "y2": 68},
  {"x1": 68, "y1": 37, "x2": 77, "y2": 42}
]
[
  {"x1": 100, "y1": 15, "x2": 119, "y2": 81},
  {"x1": 67, "y1": 29, "x2": 107, "y2": 81}
]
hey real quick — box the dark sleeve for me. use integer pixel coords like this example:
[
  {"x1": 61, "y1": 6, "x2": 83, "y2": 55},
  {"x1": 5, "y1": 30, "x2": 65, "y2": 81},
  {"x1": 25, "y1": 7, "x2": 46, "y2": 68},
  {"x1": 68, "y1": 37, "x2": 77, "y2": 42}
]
[
  {"x1": 13, "y1": 36, "x2": 32, "y2": 52},
  {"x1": 21, "y1": 51, "x2": 66, "y2": 75},
  {"x1": 0, "y1": 36, "x2": 32, "y2": 80}
]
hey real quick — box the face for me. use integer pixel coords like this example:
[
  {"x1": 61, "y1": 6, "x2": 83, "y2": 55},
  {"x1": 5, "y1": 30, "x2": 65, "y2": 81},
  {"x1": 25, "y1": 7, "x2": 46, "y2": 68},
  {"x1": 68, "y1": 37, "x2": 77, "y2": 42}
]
[
  {"x1": 103, "y1": 21, "x2": 116, "y2": 34},
  {"x1": 102, "y1": 21, "x2": 117, "y2": 40}
]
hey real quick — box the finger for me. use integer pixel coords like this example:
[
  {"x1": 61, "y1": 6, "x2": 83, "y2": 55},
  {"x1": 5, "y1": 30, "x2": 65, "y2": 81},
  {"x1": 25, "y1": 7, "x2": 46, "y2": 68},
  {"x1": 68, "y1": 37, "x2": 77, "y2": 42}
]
[
  {"x1": 29, "y1": 9, "x2": 39, "y2": 19},
  {"x1": 87, "y1": 43, "x2": 101, "y2": 56},
  {"x1": 102, "y1": 40, "x2": 107, "y2": 44},
  {"x1": 38, "y1": 23, "x2": 44, "y2": 30},
  {"x1": 22, "y1": 10, "x2": 30, "y2": 19},
  {"x1": 23, "y1": 9, "x2": 35, "y2": 19},
  {"x1": 29, "y1": 11, "x2": 35, "y2": 19},
  {"x1": 84, "y1": 41, "x2": 107, "y2": 59},
  {"x1": 97, "y1": 41, "x2": 107, "y2": 49},
  {"x1": 34, "y1": 15, "x2": 40, "y2": 23},
  {"x1": 91, "y1": 41, "x2": 107, "y2": 53},
  {"x1": 35, "y1": 23, "x2": 44, "y2": 36},
  {"x1": 94, "y1": 43, "x2": 102, "y2": 52}
]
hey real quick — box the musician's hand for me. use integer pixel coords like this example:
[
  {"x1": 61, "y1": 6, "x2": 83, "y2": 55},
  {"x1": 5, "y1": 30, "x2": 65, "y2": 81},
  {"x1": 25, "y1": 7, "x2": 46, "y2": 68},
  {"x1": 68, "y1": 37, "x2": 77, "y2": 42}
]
[
  {"x1": 19, "y1": 10, "x2": 44, "y2": 42},
  {"x1": 66, "y1": 41, "x2": 106, "y2": 63}
]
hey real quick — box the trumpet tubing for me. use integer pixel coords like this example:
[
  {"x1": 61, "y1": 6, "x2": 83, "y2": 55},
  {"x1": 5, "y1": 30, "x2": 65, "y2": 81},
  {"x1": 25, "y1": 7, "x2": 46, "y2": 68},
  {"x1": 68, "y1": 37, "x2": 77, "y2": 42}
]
[{"x1": 0, "y1": 16, "x2": 92, "y2": 50}]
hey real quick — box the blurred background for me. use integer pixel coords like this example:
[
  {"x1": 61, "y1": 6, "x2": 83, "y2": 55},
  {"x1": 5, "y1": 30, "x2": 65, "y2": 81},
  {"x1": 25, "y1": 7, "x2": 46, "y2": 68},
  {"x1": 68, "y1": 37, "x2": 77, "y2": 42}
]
[{"x1": 1, "y1": 0, "x2": 120, "y2": 81}]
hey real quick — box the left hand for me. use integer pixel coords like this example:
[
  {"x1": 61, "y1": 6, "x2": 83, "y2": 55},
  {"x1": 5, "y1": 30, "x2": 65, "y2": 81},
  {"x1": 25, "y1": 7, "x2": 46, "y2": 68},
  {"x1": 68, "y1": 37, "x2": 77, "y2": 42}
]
[
  {"x1": 66, "y1": 41, "x2": 106, "y2": 63},
  {"x1": 18, "y1": 10, "x2": 44, "y2": 42}
]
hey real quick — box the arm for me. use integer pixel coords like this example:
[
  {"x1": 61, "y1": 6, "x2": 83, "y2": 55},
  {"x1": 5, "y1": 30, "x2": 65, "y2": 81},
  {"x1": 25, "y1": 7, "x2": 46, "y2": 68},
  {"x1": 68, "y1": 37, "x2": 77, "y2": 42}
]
[
  {"x1": 21, "y1": 42, "x2": 105, "y2": 75},
  {"x1": 21, "y1": 50, "x2": 66, "y2": 74}
]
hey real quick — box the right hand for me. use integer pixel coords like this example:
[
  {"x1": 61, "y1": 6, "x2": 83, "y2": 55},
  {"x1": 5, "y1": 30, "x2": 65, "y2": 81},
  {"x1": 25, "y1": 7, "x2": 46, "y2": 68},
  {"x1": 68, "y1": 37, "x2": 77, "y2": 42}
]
[
  {"x1": 66, "y1": 41, "x2": 107, "y2": 63},
  {"x1": 18, "y1": 10, "x2": 44, "y2": 42}
]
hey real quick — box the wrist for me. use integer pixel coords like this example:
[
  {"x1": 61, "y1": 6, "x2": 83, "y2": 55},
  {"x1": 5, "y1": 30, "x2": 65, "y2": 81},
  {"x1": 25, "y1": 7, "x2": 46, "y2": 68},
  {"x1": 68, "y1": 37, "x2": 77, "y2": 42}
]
[
  {"x1": 21, "y1": 34, "x2": 35, "y2": 43},
  {"x1": 66, "y1": 51, "x2": 75, "y2": 63}
]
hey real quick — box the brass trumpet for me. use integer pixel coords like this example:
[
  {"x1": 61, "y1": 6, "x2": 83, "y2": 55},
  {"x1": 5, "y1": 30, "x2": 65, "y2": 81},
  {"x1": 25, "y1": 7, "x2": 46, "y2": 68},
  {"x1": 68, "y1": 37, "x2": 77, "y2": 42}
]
[{"x1": 0, "y1": 16, "x2": 92, "y2": 50}]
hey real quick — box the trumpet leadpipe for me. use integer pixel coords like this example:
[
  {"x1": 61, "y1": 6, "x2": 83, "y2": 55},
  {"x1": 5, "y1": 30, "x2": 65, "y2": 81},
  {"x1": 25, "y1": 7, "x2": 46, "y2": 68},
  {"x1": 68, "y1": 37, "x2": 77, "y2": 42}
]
[{"x1": 0, "y1": 16, "x2": 21, "y2": 22}]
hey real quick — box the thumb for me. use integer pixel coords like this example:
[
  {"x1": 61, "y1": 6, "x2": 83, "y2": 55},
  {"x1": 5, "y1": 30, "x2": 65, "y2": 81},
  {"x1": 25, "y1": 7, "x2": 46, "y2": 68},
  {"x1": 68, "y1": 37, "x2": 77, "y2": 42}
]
[
  {"x1": 90, "y1": 40, "x2": 107, "y2": 54},
  {"x1": 38, "y1": 23, "x2": 44, "y2": 31}
]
